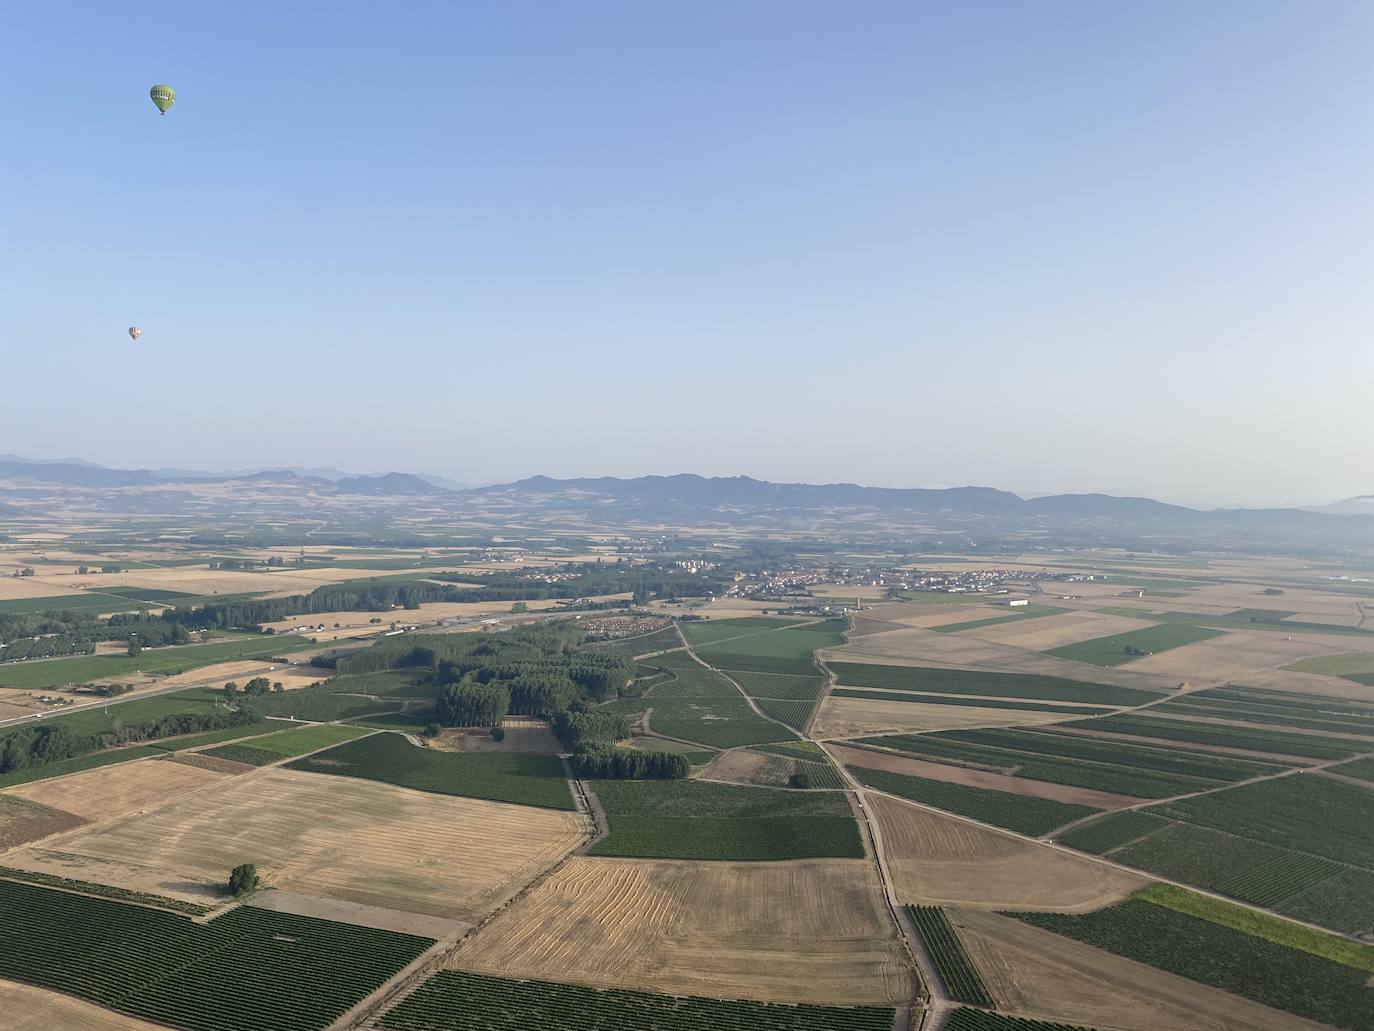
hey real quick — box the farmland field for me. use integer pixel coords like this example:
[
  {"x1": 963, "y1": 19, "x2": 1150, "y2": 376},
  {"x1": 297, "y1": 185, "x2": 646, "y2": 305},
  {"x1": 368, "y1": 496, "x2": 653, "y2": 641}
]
[
  {"x1": 1153, "y1": 772, "x2": 1374, "y2": 868},
  {"x1": 587, "y1": 778, "x2": 863, "y2": 860},
  {"x1": 1063, "y1": 713, "x2": 1368, "y2": 759},
  {"x1": 288, "y1": 732, "x2": 576, "y2": 809},
  {"x1": 4, "y1": 767, "x2": 586, "y2": 920},
  {"x1": 0, "y1": 635, "x2": 312, "y2": 690},
  {"x1": 907, "y1": 905, "x2": 994, "y2": 1006},
  {"x1": 932, "y1": 604, "x2": 1068, "y2": 634},
  {"x1": 203, "y1": 723, "x2": 373, "y2": 765},
  {"x1": 379, "y1": 969, "x2": 896, "y2": 1031},
  {"x1": 1012, "y1": 893, "x2": 1374, "y2": 1030},
  {"x1": 642, "y1": 664, "x2": 741, "y2": 698},
  {"x1": 677, "y1": 617, "x2": 797, "y2": 648},
  {"x1": 1046, "y1": 624, "x2": 1224, "y2": 666},
  {"x1": 946, "y1": 1011, "x2": 1103, "y2": 1031},
  {"x1": 852, "y1": 733, "x2": 1210, "y2": 798},
  {"x1": 1055, "y1": 811, "x2": 1170, "y2": 854},
  {"x1": 727, "y1": 669, "x2": 826, "y2": 700},
  {"x1": 831, "y1": 689, "x2": 1109, "y2": 716},
  {"x1": 849, "y1": 766, "x2": 1101, "y2": 836},
  {"x1": 0, "y1": 880, "x2": 432, "y2": 1031},
  {"x1": 454, "y1": 857, "x2": 915, "y2": 1005},
  {"x1": 1109, "y1": 820, "x2": 1344, "y2": 906},
  {"x1": 642, "y1": 696, "x2": 796, "y2": 748},
  {"x1": 1277, "y1": 865, "x2": 1374, "y2": 936},
  {"x1": 750, "y1": 695, "x2": 814, "y2": 729},
  {"x1": 826, "y1": 663, "x2": 1158, "y2": 706},
  {"x1": 583, "y1": 624, "x2": 684, "y2": 657},
  {"x1": 0, "y1": 745, "x2": 165, "y2": 789},
  {"x1": 872, "y1": 796, "x2": 1144, "y2": 911},
  {"x1": 0, "y1": 588, "x2": 196, "y2": 615}
]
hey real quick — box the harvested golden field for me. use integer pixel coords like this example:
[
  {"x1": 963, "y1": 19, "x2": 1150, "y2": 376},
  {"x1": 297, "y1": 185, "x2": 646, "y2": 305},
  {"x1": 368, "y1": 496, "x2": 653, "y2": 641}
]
[
  {"x1": 811, "y1": 695, "x2": 1069, "y2": 738},
  {"x1": 5, "y1": 756, "x2": 231, "y2": 821},
  {"x1": 1242, "y1": 668, "x2": 1374, "y2": 700},
  {"x1": 809, "y1": 584, "x2": 888, "y2": 600},
  {"x1": 1124, "y1": 630, "x2": 1331, "y2": 680},
  {"x1": 869, "y1": 795, "x2": 1144, "y2": 911},
  {"x1": 834, "y1": 744, "x2": 1138, "y2": 808},
  {"x1": 964, "y1": 611, "x2": 1155, "y2": 650},
  {"x1": 26, "y1": 567, "x2": 305, "y2": 596},
  {"x1": 0, "y1": 979, "x2": 169, "y2": 1031},
  {"x1": 3, "y1": 768, "x2": 587, "y2": 920},
  {"x1": 0, "y1": 577, "x2": 85, "y2": 600},
  {"x1": 953, "y1": 909, "x2": 1329, "y2": 1031},
  {"x1": 454, "y1": 857, "x2": 916, "y2": 1006},
  {"x1": 876, "y1": 605, "x2": 1000, "y2": 629}
]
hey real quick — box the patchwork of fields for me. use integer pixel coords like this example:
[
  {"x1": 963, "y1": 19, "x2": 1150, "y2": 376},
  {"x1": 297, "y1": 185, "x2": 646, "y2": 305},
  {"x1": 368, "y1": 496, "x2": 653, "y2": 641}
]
[{"x1": 3, "y1": 546, "x2": 1373, "y2": 1031}]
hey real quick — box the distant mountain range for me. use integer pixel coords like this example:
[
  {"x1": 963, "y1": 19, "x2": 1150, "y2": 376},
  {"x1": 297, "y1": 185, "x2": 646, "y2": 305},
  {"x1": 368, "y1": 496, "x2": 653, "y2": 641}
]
[
  {"x1": 1307, "y1": 496, "x2": 1374, "y2": 516},
  {"x1": 0, "y1": 459, "x2": 1370, "y2": 550},
  {"x1": 0, "y1": 459, "x2": 467, "y2": 493}
]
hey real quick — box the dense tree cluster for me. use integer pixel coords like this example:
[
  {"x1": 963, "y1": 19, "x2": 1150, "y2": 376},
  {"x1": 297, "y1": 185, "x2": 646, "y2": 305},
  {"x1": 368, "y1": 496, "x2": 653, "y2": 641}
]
[
  {"x1": 573, "y1": 746, "x2": 688, "y2": 779},
  {"x1": 0, "y1": 708, "x2": 259, "y2": 775},
  {"x1": 552, "y1": 709, "x2": 631, "y2": 752},
  {"x1": 435, "y1": 680, "x2": 510, "y2": 727},
  {"x1": 0, "y1": 610, "x2": 191, "y2": 662}
]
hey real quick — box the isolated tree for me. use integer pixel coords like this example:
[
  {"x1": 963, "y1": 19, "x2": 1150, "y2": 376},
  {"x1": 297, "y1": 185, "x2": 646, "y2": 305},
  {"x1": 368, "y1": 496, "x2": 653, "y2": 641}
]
[
  {"x1": 228, "y1": 863, "x2": 259, "y2": 898},
  {"x1": 126, "y1": 640, "x2": 143, "y2": 658}
]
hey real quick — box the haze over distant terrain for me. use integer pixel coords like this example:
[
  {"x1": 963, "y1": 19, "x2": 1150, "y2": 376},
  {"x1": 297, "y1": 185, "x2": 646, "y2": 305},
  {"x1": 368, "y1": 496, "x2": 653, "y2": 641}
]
[{"x1": 3, "y1": 2, "x2": 1372, "y2": 507}]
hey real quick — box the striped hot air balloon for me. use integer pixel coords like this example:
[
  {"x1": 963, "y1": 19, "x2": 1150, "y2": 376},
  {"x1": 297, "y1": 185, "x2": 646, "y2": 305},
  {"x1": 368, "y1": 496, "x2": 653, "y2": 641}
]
[
  {"x1": 149, "y1": 84, "x2": 176, "y2": 115},
  {"x1": 128, "y1": 327, "x2": 142, "y2": 342}
]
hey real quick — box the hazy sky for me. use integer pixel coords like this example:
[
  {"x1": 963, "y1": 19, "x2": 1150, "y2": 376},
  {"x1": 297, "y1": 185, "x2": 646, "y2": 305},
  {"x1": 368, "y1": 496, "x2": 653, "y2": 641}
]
[{"x1": 3, "y1": 2, "x2": 1370, "y2": 507}]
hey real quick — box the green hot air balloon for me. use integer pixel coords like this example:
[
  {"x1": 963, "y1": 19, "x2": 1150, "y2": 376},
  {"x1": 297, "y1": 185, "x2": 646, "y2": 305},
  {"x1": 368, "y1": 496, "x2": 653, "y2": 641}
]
[{"x1": 149, "y1": 84, "x2": 176, "y2": 115}]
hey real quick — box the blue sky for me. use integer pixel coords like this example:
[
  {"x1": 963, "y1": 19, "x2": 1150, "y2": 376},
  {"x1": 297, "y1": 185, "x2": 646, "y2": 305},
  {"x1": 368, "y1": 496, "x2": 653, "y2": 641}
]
[{"x1": 2, "y1": 1, "x2": 1370, "y2": 506}]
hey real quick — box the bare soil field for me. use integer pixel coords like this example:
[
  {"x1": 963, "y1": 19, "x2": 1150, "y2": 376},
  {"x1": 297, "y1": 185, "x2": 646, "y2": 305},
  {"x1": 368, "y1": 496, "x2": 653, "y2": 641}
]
[
  {"x1": 0, "y1": 979, "x2": 169, "y2": 1031},
  {"x1": 428, "y1": 719, "x2": 561, "y2": 753},
  {"x1": 953, "y1": 908, "x2": 1330, "y2": 1031},
  {"x1": 0, "y1": 691, "x2": 86, "y2": 721},
  {"x1": 5, "y1": 756, "x2": 231, "y2": 821},
  {"x1": 699, "y1": 748, "x2": 794, "y2": 786},
  {"x1": 964, "y1": 611, "x2": 1155, "y2": 650},
  {"x1": 248, "y1": 887, "x2": 463, "y2": 939},
  {"x1": 869, "y1": 795, "x2": 1144, "y2": 911},
  {"x1": 812, "y1": 695, "x2": 1070, "y2": 739},
  {"x1": 832, "y1": 743, "x2": 1139, "y2": 808},
  {"x1": 453, "y1": 856, "x2": 916, "y2": 1006},
  {"x1": 0, "y1": 795, "x2": 85, "y2": 849},
  {"x1": 3, "y1": 768, "x2": 587, "y2": 920}
]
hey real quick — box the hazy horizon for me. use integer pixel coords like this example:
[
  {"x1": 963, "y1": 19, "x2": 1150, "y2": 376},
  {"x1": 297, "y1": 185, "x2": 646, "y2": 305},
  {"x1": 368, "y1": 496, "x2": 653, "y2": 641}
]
[{"x1": 4, "y1": 1, "x2": 1370, "y2": 508}]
